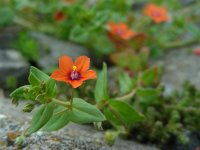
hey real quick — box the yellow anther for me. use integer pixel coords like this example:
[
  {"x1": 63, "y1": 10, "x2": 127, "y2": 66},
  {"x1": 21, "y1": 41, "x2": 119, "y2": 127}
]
[{"x1": 72, "y1": 65, "x2": 77, "y2": 71}]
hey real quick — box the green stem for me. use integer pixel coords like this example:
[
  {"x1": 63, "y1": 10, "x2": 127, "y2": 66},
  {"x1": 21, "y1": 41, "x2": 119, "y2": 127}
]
[
  {"x1": 70, "y1": 88, "x2": 74, "y2": 107},
  {"x1": 52, "y1": 98, "x2": 70, "y2": 107},
  {"x1": 163, "y1": 38, "x2": 199, "y2": 50},
  {"x1": 54, "y1": 108, "x2": 68, "y2": 116},
  {"x1": 115, "y1": 89, "x2": 136, "y2": 101}
]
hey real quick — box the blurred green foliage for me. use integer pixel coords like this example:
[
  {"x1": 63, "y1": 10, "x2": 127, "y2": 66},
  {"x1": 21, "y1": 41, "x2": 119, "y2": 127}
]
[
  {"x1": 6, "y1": 76, "x2": 17, "y2": 90},
  {"x1": 12, "y1": 31, "x2": 40, "y2": 61},
  {"x1": 0, "y1": 6, "x2": 14, "y2": 28}
]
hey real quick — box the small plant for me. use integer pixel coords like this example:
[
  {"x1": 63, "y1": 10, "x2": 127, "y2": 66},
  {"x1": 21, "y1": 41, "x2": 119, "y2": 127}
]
[
  {"x1": 111, "y1": 66, "x2": 200, "y2": 148},
  {"x1": 6, "y1": 0, "x2": 200, "y2": 148},
  {"x1": 10, "y1": 55, "x2": 144, "y2": 145}
]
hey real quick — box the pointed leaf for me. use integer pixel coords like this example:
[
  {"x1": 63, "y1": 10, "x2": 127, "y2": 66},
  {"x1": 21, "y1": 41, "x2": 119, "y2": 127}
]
[
  {"x1": 118, "y1": 72, "x2": 133, "y2": 94},
  {"x1": 42, "y1": 106, "x2": 69, "y2": 131},
  {"x1": 140, "y1": 67, "x2": 161, "y2": 86},
  {"x1": 95, "y1": 63, "x2": 108, "y2": 103},
  {"x1": 67, "y1": 98, "x2": 106, "y2": 123},
  {"x1": 27, "y1": 102, "x2": 54, "y2": 135},
  {"x1": 46, "y1": 78, "x2": 57, "y2": 98},
  {"x1": 28, "y1": 72, "x2": 40, "y2": 86},
  {"x1": 10, "y1": 85, "x2": 34, "y2": 101},
  {"x1": 136, "y1": 88, "x2": 160, "y2": 108},
  {"x1": 30, "y1": 66, "x2": 49, "y2": 83},
  {"x1": 104, "y1": 100, "x2": 144, "y2": 128}
]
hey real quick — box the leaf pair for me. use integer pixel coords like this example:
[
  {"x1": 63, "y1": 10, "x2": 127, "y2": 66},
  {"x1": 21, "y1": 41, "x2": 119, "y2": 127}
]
[{"x1": 29, "y1": 98, "x2": 106, "y2": 133}]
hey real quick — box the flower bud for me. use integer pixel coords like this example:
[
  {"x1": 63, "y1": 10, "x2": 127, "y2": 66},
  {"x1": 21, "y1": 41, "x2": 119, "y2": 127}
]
[
  {"x1": 22, "y1": 103, "x2": 35, "y2": 112},
  {"x1": 15, "y1": 135, "x2": 25, "y2": 146},
  {"x1": 104, "y1": 131, "x2": 118, "y2": 146}
]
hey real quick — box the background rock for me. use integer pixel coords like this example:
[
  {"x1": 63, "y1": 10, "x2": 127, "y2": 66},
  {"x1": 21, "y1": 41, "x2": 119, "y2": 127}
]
[
  {"x1": 30, "y1": 32, "x2": 90, "y2": 70},
  {"x1": 0, "y1": 26, "x2": 22, "y2": 49},
  {"x1": 0, "y1": 49, "x2": 29, "y2": 90},
  {"x1": 152, "y1": 46, "x2": 200, "y2": 91}
]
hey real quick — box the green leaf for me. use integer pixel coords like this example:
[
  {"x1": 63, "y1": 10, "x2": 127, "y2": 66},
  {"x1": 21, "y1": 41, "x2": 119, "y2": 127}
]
[
  {"x1": 0, "y1": 7, "x2": 14, "y2": 26},
  {"x1": 46, "y1": 78, "x2": 57, "y2": 98},
  {"x1": 136, "y1": 88, "x2": 160, "y2": 108},
  {"x1": 67, "y1": 98, "x2": 106, "y2": 124},
  {"x1": 69, "y1": 26, "x2": 89, "y2": 43},
  {"x1": 42, "y1": 106, "x2": 69, "y2": 131},
  {"x1": 110, "y1": 51, "x2": 142, "y2": 71},
  {"x1": 29, "y1": 66, "x2": 50, "y2": 84},
  {"x1": 35, "y1": 93, "x2": 46, "y2": 103},
  {"x1": 28, "y1": 72, "x2": 40, "y2": 86},
  {"x1": 104, "y1": 100, "x2": 144, "y2": 128},
  {"x1": 140, "y1": 67, "x2": 160, "y2": 86},
  {"x1": 118, "y1": 72, "x2": 133, "y2": 94},
  {"x1": 27, "y1": 102, "x2": 54, "y2": 135},
  {"x1": 95, "y1": 63, "x2": 108, "y2": 103},
  {"x1": 10, "y1": 85, "x2": 34, "y2": 100}
]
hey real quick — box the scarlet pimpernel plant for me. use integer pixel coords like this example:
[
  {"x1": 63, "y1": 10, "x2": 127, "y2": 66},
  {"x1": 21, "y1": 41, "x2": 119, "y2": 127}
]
[
  {"x1": 107, "y1": 21, "x2": 135, "y2": 41},
  {"x1": 10, "y1": 55, "x2": 144, "y2": 145},
  {"x1": 144, "y1": 3, "x2": 169, "y2": 24},
  {"x1": 51, "y1": 55, "x2": 97, "y2": 88}
]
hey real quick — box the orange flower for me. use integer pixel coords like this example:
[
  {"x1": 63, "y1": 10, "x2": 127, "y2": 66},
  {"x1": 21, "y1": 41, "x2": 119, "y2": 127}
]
[
  {"x1": 51, "y1": 55, "x2": 97, "y2": 88},
  {"x1": 107, "y1": 22, "x2": 135, "y2": 40},
  {"x1": 54, "y1": 11, "x2": 65, "y2": 22},
  {"x1": 144, "y1": 4, "x2": 169, "y2": 24}
]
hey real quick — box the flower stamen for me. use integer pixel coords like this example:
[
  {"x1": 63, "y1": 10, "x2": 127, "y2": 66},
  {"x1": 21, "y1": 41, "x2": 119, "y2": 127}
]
[{"x1": 73, "y1": 65, "x2": 77, "y2": 71}]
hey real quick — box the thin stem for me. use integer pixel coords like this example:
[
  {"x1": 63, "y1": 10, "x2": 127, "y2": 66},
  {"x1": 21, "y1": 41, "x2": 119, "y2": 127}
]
[
  {"x1": 70, "y1": 88, "x2": 75, "y2": 106},
  {"x1": 54, "y1": 108, "x2": 68, "y2": 116},
  {"x1": 115, "y1": 89, "x2": 136, "y2": 101},
  {"x1": 52, "y1": 98, "x2": 70, "y2": 107},
  {"x1": 163, "y1": 38, "x2": 199, "y2": 50}
]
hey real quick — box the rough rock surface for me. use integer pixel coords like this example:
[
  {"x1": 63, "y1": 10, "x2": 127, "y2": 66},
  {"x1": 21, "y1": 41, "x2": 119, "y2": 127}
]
[
  {"x1": 0, "y1": 91, "x2": 159, "y2": 150},
  {"x1": 152, "y1": 47, "x2": 200, "y2": 92},
  {"x1": 30, "y1": 32, "x2": 90, "y2": 69},
  {"x1": 0, "y1": 50, "x2": 29, "y2": 89},
  {"x1": 0, "y1": 26, "x2": 22, "y2": 49}
]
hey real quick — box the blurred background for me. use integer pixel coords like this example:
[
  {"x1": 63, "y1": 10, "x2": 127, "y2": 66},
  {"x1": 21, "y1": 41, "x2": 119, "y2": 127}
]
[{"x1": 0, "y1": 0, "x2": 200, "y2": 150}]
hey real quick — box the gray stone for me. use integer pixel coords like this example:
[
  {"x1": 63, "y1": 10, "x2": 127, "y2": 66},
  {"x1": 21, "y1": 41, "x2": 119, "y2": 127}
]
[
  {"x1": 30, "y1": 32, "x2": 90, "y2": 70},
  {"x1": 0, "y1": 97, "x2": 159, "y2": 150},
  {"x1": 0, "y1": 26, "x2": 22, "y2": 49},
  {"x1": 0, "y1": 49, "x2": 29, "y2": 89},
  {"x1": 152, "y1": 45, "x2": 200, "y2": 91}
]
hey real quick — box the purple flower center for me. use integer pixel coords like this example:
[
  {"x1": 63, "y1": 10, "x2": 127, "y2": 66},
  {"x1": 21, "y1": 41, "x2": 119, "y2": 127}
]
[
  {"x1": 69, "y1": 71, "x2": 80, "y2": 80},
  {"x1": 116, "y1": 29, "x2": 124, "y2": 35},
  {"x1": 152, "y1": 11, "x2": 161, "y2": 17}
]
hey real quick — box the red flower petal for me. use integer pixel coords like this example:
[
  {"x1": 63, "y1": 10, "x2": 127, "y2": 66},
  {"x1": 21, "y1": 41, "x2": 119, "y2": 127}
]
[
  {"x1": 51, "y1": 70, "x2": 67, "y2": 82},
  {"x1": 144, "y1": 3, "x2": 169, "y2": 24},
  {"x1": 68, "y1": 80, "x2": 84, "y2": 88},
  {"x1": 81, "y1": 70, "x2": 97, "y2": 81},
  {"x1": 74, "y1": 56, "x2": 90, "y2": 73},
  {"x1": 59, "y1": 55, "x2": 73, "y2": 74}
]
